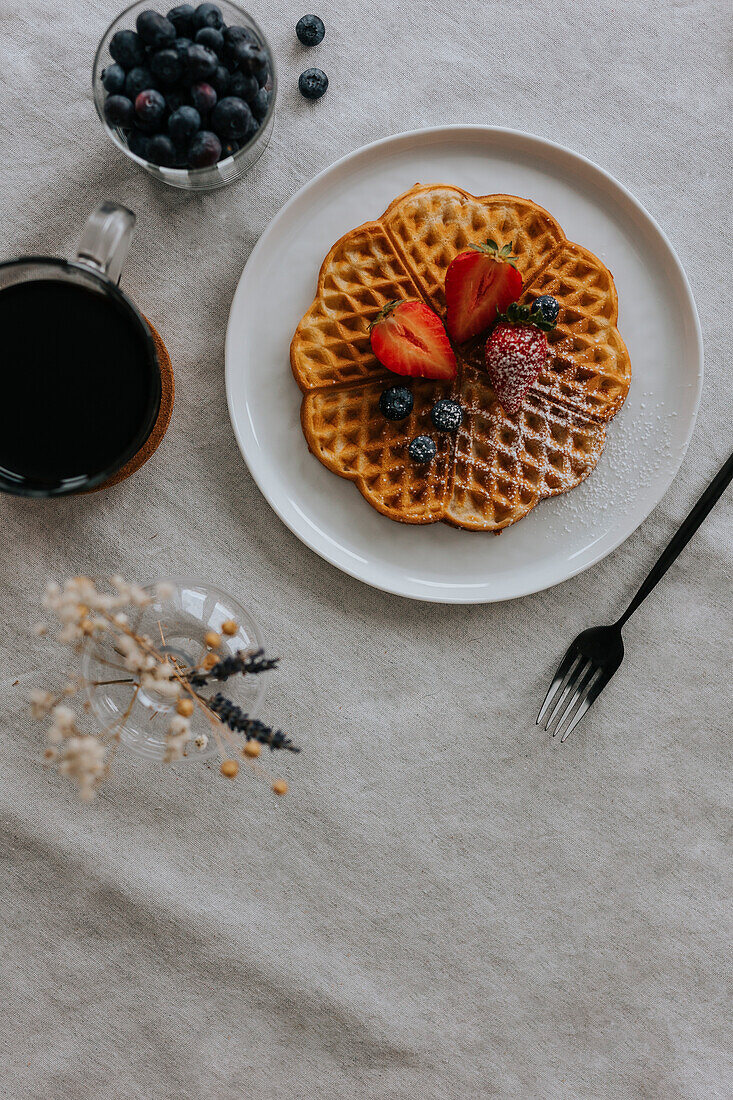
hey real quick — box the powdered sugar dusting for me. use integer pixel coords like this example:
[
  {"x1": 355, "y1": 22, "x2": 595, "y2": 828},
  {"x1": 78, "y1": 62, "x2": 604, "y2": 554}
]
[{"x1": 540, "y1": 389, "x2": 683, "y2": 538}]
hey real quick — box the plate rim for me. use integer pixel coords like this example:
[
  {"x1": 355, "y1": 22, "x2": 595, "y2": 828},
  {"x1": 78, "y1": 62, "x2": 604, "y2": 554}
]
[{"x1": 225, "y1": 124, "x2": 704, "y2": 604}]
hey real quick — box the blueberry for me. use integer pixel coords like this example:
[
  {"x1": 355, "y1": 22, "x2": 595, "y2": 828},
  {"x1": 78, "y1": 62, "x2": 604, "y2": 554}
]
[
  {"x1": 102, "y1": 63, "x2": 126, "y2": 93},
  {"x1": 219, "y1": 138, "x2": 240, "y2": 159},
  {"x1": 228, "y1": 70, "x2": 258, "y2": 102},
  {"x1": 531, "y1": 294, "x2": 560, "y2": 325},
  {"x1": 127, "y1": 127, "x2": 150, "y2": 159},
  {"x1": 150, "y1": 48, "x2": 182, "y2": 85},
  {"x1": 211, "y1": 96, "x2": 254, "y2": 139},
  {"x1": 184, "y1": 43, "x2": 218, "y2": 81},
  {"x1": 135, "y1": 10, "x2": 176, "y2": 49},
  {"x1": 211, "y1": 64, "x2": 231, "y2": 96},
  {"x1": 296, "y1": 15, "x2": 325, "y2": 46},
  {"x1": 103, "y1": 94, "x2": 135, "y2": 128},
  {"x1": 124, "y1": 66, "x2": 157, "y2": 99},
  {"x1": 172, "y1": 35, "x2": 193, "y2": 58},
  {"x1": 147, "y1": 133, "x2": 177, "y2": 166},
  {"x1": 251, "y1": 86, "x2": 269, "y2": 123},
  {"x1": 164, "y1": 88, "x2": 187, "y2": 112},
  {"x1": 190, "y1": 81, "x2": 217, "y2": 113},
  {"x1": 222, "y1": 24, "x2": 255, "y2": 63},
  {"x1": 299, "y1": 67, "x2": 328, "y2": 99},
  {"x1": 379, "y1": 386, "x2": 413, "y2": 421},
  {"x1": 168, "y1": 104, "x2": 201, "y2": 143},
  {"x1": 195, "y1": 26, "x2": 223, "y2": 55},
  {"x1": 188, "y1": 129, "x2": 221, "y2": 167},
  {"x1": 109, "y1": 29, "x2": 145, "y2": 69},
  {"x1": 234, "y1": 42, "x2": 268, "y2": 81},
  {"x1": 408, "y1": 436, "x2": 437, "y2": 465},
  {"x1": 223, "y1": 24, "x2": 255, "y2": 45},
  {"x1": 193, "y1": 3, "x2": 223, "y2": 30},
  {"x1": 135, "y1": 88, "x2": 167, "y2": 127},
  {"x1": 167, "y1": 4, "x2": 196, "y2": 36},
  {"x1": 430, "y1": 399, "x2": 463, "y2": 432}
]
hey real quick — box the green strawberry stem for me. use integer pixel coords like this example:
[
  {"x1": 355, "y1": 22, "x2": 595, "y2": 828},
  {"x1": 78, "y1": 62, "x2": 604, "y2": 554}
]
[
  {"x1": 369, "y1": 299, "x2": 402, "y2": 331},
  {"x1": 496, "y1": 300, "x2": 556, "y2": 332},
  {"x1": 468, "y1": 239, "x2": 519, "y2": 270}
]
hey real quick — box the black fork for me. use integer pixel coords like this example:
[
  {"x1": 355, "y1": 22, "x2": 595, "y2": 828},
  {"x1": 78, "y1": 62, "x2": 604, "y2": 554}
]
[{"x1": 537, "y1": 451, "x2": 733, "y2": 742}]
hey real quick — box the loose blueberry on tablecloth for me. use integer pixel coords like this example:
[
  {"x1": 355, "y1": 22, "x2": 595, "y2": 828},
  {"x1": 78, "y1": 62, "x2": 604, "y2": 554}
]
[
  {"x1": 296, "y1": 14, "x2": 325, "y2": 46},
  {"x1": 298, "y1": 66, "x2": 328, "y2": 99}
]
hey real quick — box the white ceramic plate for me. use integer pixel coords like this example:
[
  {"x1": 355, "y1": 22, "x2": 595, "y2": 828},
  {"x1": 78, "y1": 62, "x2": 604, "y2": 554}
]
[{"x1": 226, "y1": 126, "x2": 703, "y2": 603}]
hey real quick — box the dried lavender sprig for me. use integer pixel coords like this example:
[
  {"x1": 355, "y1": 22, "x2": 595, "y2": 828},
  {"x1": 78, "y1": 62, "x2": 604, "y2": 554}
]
[
  {"x1": 207, "y1": 692, "x2": 300, "y2": 753},
  {"x1": 189, "y1": 648, "x2": 279, "y2": 687}
]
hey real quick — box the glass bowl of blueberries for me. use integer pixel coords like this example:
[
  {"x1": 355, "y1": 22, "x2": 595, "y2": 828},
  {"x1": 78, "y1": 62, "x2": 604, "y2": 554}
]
[{"x1": 93, "y1": 1, "x2": 276, "y2": 190}]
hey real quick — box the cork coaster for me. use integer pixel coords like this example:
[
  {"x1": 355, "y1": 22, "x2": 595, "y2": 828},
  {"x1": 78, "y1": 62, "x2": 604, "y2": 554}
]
[{"x1": 87, "y1": 319, "x2": 174, "y2": 492}]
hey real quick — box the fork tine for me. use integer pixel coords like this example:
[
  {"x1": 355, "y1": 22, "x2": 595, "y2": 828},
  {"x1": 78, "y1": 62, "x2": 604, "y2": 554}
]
[
  {"x1": 559, "y1": 672, "x2": 607, "y2": 743},
  {"x1": 541, "y1": 655, "x2": 589, "y2": 734},
  {"x1": 551, "y1": 664, "x2": 600, "y2": 740},
  {"x1": 536, "y1": 648, "x2": 582, "y2": 726}
]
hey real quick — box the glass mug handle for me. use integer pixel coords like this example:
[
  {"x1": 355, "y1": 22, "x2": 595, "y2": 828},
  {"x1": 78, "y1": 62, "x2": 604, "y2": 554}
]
[{"x1": 76, "y1": 201, "x2": 136, "y2": 285}]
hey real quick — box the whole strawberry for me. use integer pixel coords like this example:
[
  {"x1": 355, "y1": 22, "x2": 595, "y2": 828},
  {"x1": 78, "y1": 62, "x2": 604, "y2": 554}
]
[
  {"x1": 445, "y1": 239, "x2": 522, "y2": 344},
  {"x1": 484, "y1": 302, "x2": 556, "y2": 416}
]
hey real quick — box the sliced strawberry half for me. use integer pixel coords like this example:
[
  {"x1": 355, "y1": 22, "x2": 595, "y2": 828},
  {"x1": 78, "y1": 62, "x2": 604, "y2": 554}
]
[
  {"x1": 370, "y1": 299, "x2": 457, "y2": 380},
  {"x1": 445, "y1": 239, "x2": 523, "y2": 344},
  {"x1": 484, "y1": 302, "x2": 555, "y2": 416}
]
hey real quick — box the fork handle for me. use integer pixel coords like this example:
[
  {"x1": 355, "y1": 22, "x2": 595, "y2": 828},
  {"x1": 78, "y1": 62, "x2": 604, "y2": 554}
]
[{"x1": 617, "y1": 450, "x2": 733, "y2": 628}]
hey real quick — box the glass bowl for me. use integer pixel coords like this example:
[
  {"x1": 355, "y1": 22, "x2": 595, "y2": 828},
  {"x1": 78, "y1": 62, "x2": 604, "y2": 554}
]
[
  {"x1": 81, "y1": 579, "x2": 266, "y2": 760},
  {"x1": 92, "y1": 0, "x2": 276, "y2": 191}
]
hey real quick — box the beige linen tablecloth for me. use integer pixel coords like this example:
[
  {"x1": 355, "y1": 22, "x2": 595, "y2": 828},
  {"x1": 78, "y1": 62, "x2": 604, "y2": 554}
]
[{"x1": 1, "y1": 1, "x2": 732, "y2": 1097}]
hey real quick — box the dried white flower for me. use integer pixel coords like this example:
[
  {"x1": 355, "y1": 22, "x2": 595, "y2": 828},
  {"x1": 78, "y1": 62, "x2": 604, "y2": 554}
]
[
  {"x1": 194, "y1": 734, "x2": 208, "y2": 751},
  {"x1": 168, "y1": 714, "x2": 191, "y2": 737},
  {"x1": 59, "y1": 623, "x2": 82, "y2": 645},
  {"x1": 52, "y1": 705, "x2": 77, "y2": 732},
  {"x1": 129, "y1": 584, "x2": 149, "y2": 607},
  {"x1": 42, "y1": 581, "x2": 61, "y2": 608},
  {"x1": 163, "y1": 737, "x2": 185, "y2": 762},
  {"x1": 156, "y1": 679, "x2": 182, "y2": 700},
  {"x1": 30, "y1": 690, "x2": 56, "y2": 719},
  {"x1": 58, "y1": 735, "x2": 106, "y2": 800}
]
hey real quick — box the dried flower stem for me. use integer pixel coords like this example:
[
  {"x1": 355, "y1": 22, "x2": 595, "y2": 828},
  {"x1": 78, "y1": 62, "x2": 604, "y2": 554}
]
[{"x1": 99, "y1": 684, "x2": 140, "y2": 743}]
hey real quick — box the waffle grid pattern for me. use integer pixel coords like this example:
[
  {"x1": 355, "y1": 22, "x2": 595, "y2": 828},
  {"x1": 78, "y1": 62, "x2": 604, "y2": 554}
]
[
  {"x1": 381, "y1": 186, "x2": 565, "y2": 313},
  {"x1": 292, "y1": 185, "x2": 631, "y2": 530},
  {"x1": 522, "y1": 241, "x2": 631, "y2": 422}
]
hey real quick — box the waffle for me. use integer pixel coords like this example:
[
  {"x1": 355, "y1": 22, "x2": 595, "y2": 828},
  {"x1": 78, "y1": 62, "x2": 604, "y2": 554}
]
[
  {"x1": 292, "y1": 184, "x2": 630, "y2": 531},
  {"x1": 381, "y1": 185, "x2": 564, "y2": 314},
  {"x1": 290, "y1": 222, "x2": 423, "y2": 391},
  {"x1": 302, "y1": 377, "x2": 454, "y2": 523},
  {"x1": 445, "y1": 365, "x2": 607, "y2": 530},
  {"x1": 522, "y1": 242, "x2": 631, "y2": 422}
]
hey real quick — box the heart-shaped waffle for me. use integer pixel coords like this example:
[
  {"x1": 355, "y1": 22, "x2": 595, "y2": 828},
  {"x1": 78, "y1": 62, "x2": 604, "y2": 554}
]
[{"x1": 291, "y1": 184, "x2": 631, "y2": 530}]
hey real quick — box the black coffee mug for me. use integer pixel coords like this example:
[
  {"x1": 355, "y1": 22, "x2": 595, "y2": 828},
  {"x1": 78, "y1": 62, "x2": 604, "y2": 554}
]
[{"x1": 0, "y1": 203, "x2": 161, "y2": 497}]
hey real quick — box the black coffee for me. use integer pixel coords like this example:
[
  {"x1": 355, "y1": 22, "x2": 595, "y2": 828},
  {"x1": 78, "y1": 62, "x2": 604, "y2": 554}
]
[{"x1": 0, "y1": 279, "x2": 158, "y2": 489}]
